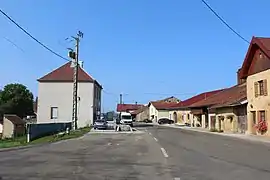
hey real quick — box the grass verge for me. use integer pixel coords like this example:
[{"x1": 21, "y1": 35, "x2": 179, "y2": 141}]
[{"x1": 0, "y1": 127, "x2": 91, "y2": 149}]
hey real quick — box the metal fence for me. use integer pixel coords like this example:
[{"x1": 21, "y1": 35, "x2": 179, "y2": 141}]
[{"x1": 27, "y1": 122, "x2": 72, "y2": 141}]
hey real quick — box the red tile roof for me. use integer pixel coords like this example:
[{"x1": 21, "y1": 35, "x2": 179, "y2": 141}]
[
  {"x1": 131, "y1": 106, "x2": 148, "y2": 115},
  {"x1": 189, "y1": 83, "x2": 247, "y2": 108},
  {"x1": 38, "y1": 62, "x2": 95, "y2": 82},
  {"x1": 167, "y1": 89, "x2": 224, "y2": 110},
  {"x1": 240, "y1": 37, "x2": 270, "y2": 79},
  {"x1": 117, "y1": 104, "x2": 144, "y2": 112},
  {"x1": 150, "y1": 101, "x2": 178, "y2": 110}
]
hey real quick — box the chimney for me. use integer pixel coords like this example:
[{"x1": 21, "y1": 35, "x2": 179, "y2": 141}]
[
  {"x1": 135, "y1": 101, "x2": 137, "y2": 105},
  {"x1": 237, "y1": 68, "x2": 246, "y2": 84}
]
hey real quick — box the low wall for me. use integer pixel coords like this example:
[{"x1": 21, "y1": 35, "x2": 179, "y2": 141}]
[{"x1": 27, "y1": 122, "x2": 72, "y2": 141}]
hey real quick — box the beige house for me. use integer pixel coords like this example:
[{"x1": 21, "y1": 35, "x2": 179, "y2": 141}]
[
  {"x1": 148, "y1": 96, "x2": 180, "y2": 122},
  {"x1": 148, "y1": 102, "x2": 178, "y2": 122},
  {"x1": 134, "y1": 106, "x2": 149, "y2": 122},
  {"x1": 2, "y1": 114, "x2": 25, "y2": 139},
  {"x1": 37, "y1": 62, "x2": 102, "y2": 128},
  {"x1": 190, "y1": 83, "x2": 247, "y2": 133},
  {"x1": 239, "y1": 37, "x2": 270, "y2": 136},
  {"x1": 166, "y1": 90, "x2": 223, "y2": 124}
]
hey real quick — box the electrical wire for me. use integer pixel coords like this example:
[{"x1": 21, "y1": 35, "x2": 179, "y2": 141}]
[
  {"x1": 2, "y1": 36, "x2": 24, "y2": 52},
  {"x1": 201, "y1": 0, "x2": 250, "y2": 44},
  {"x1": 0, "y1": 8, "x2": 70, "y2": 61}
]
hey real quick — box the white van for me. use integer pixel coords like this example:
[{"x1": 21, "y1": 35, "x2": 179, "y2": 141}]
[{"x1": 119, "y1": 112, "x2": 133, "y2": 126}]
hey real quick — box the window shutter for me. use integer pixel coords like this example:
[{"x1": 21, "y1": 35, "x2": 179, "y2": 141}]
[
  {"x1": 254, "y1": 82, "x2": 259, "y2": 97},
  {"x1": 264, "y1": 80, "x2": 268, "y2": 96}
]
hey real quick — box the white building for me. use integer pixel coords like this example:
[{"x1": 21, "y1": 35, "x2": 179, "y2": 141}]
[{"x1": 37, "y1": 62, "x2": 102, "y2": 128}]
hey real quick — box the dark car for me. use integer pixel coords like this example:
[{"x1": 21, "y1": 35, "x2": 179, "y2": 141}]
[
  {"x1": 94, "y1": 119, "x2": 108, "y2": 130},
  {"x1": 158, "y1": 118, "x2": 174, "y2": 124}
]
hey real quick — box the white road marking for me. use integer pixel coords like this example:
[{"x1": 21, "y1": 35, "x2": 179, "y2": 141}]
[
  {"x1": 149, "y1": 132, "x2": 152, "y2": 135},
  {"x1": 174, "y1": 178, "x2": 181, "y2": 180},
  {"x1": 160, "y1": 147, "x2": 169, "y2": 158},
  {"x1": 153, "y1": 137, "x2": 158, "y2": 142}
]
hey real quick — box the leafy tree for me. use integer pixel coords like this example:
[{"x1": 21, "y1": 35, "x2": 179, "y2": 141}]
[{"x1": 0, "y1": 83, "x2": 34, "y2": 118}]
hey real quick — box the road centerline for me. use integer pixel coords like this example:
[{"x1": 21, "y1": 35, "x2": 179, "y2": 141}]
[{"x1": 160, "y1": 147, "x2": 169, "y2": 158}]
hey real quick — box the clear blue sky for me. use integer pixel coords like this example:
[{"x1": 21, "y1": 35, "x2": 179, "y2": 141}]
[{"x1": 1, "y1": 0, "x2": 269, "y2": 112}]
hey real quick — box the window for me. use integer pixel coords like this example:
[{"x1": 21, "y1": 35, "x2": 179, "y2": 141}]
[
  {"x1": 50, "y1": 107, "x2": 58, "y2": 119},
  {"x1": 187, "y1": 114, "x2": 190, "y2": 120},
  {"x1": 259, "y1": 80, "x2": 264, "y2": 95},
  {"x1": 259, "y1": 111, "x2": 266, "y2": 122},
  {"x1": 251, "y1": 111, "x2": 256, "y2": 125},
  {"x1": 259, "y1": 52, "x2": 263, "y2": 59},
  {"x1": 254, "y1": 80, "x2": 268, "y2": 97}
]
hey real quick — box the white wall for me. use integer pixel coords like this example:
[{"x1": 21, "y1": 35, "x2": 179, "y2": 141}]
[
  {"x1": 149, "y1": 104, "x2": 157, "y2": 120},
  {"x1": 37, "y1": 82, "x2": 94, "y2": 128},
  {"x1": 158, "y1": 110, "x2": 169, "y2": 119},
  {"x1": 0, "y1": 123, "x2": 3, "y2": 134}
]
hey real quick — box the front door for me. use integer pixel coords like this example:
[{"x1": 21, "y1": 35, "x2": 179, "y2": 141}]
[{"x1": 173, "y1": 112, "x2": 177, "y2": 123}]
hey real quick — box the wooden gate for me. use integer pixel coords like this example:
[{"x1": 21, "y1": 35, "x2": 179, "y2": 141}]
[{"x1": 237, "y1": 115, "x2": 247, "y2": 133}]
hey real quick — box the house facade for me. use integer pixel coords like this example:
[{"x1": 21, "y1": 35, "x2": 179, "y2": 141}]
[
  {"x1": 239, "y1": 37, "x2": 270, "y2": 136},
  {"x1": 148, "y1": 102, "x2": 177, "y2": 122},
  {"x1": 2, "y1": 114, "x2": 25, "y2": 139},
  {"x1": 190, "y1": 83, "x2": 247, "y2": 134},
  {"x1": 37, "y1": 62, "x2": 102, "y2": 128},
  {"x1": 134, "y1": 106, "x2": 149, "y2": 122},
  {"x1": 167, "y1": 90, "x2": 223, "y2": 124}
]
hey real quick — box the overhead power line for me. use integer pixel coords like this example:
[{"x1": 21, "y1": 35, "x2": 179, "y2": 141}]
[
  {"x1": 0, "y1": 8, "x2": 69, "y2": 61},
  {"x1": 201, "y1": 0, "x2": 250, "y2": 44},
  {"x1": 2, "y1": 36, "x2": 24, "y2": 52}
]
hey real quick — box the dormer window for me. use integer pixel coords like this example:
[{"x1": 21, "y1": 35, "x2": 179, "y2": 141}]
[{"x1": 259, "y1": 52, "x2": 263, "y2": 59}]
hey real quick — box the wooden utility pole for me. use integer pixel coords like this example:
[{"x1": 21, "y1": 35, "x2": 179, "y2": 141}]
[{"x1": 69, "y1": 31, "x2": 83, "y2": 130}]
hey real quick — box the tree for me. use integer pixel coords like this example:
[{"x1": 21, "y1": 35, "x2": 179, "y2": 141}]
[{"x1": 0, "y1": 83, "x2": 34, "y2": 118}]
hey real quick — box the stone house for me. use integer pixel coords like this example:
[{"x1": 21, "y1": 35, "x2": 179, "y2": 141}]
[
  {"x1": 148, "y1": 101, "x2": 178, "y2": 122},
  {"x1": 206, "y1": 83, "x2": 247, "y2": 133},
  {"x1": 166, "y1": 90, "x2": 222, "y2": 124},
  {"x1": 238, "y1": 37, "x2": 270, "y2": 136},
  {"x1": 37, "y1": 62, "x2": 102, "y2": 128},
  {"x1": 2, "y1": 114, "x2": 25, "y2": 139},
  {"x1": 134, "y1": 106, "x2": 149, "y2": 122},
  {"x1": 189, "y1": 83, "x2": 247, "y2": 133}
]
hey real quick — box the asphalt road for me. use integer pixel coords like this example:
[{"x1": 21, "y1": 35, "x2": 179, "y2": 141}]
[
  {"x1": 147, "y1": 125, "x2": 270, "y2": 180},
  {"x1": 0, "y1": 130, "x2": 172, "y2": 180},
  {"x1": 1, "y1": 125, "x2": 270, "y2": 180}
]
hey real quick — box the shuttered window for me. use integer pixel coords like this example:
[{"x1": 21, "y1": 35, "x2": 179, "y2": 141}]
[
  {"x1": 254, "y1": 82, "x2": 259, "y2": 97},
  {"x1": 259, "y1": 110, "x2": 266, "y2": 122},
  {"x1": 255, "y1": 79, "x2": 268, "y2": 97},
  {"x1": 264, "y1": 80, "x2": 268, "y2": 96}
]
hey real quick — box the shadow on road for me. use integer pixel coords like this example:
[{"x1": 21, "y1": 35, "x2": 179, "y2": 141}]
[{"x1": 133, "y1": 123, "x2": 154, "y2": 128}]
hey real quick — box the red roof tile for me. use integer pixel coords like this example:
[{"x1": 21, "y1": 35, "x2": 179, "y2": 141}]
[
  {"x1": 167, "y1": 89, "x2": 224, "y2": 110},
  {"x1": 240, "y1": 37, "x2": 270, "y2": 79},
  {"x1": 117, "y1": 104, "x2": 144, "y2": 112},
  {"x1": 189, "y1": 83, "x2": 247, "y2": 108},
  {"x1": 131, "y1": 106, "x2": 148, "y2": 115},
  {"x1": 38, "y1": 62, "x2": 95, "y2": 82},
  {"x1": 150, "y1": 101, "x2": 178, "y2": 110}
]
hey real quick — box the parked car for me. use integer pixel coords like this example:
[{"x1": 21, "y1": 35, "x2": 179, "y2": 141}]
[
  {"x1": 158, "y1": 118, "x2": 174, "y2": 124},
  {"x1": 94, "y1": 119, "x2": 108, "y2": 130}
]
